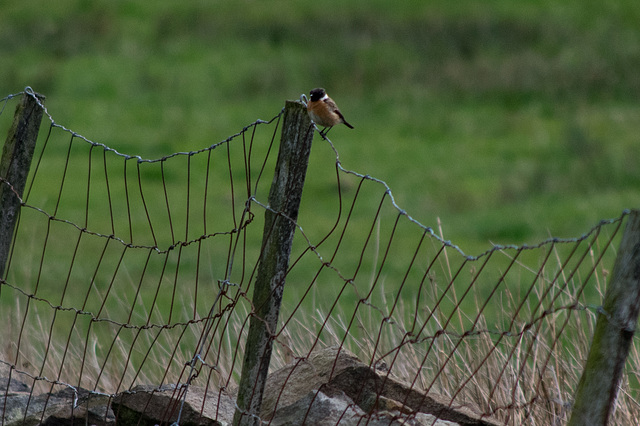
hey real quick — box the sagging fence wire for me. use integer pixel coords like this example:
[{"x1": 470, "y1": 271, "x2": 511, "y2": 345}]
[{"x1": 0, "y1": 88, "x2": 638, "y2": 425}]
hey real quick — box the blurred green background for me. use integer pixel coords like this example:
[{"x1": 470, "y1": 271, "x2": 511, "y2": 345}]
[{"x1": 2, "y1": 0, "x2": 640, "y2": 254}]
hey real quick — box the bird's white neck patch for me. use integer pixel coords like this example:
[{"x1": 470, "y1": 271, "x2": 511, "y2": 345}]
[{"x1": 321, "y1": 94, "x2": 329, "y2": 101}]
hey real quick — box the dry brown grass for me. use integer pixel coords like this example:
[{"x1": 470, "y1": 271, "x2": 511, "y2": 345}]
[{"x1": 2, "y1": 220, "x2": 640, "y2": 426}]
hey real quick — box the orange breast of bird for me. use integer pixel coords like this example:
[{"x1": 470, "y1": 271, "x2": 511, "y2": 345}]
[{"x1": 307, "y1": 100, "x2": 341, "y2": 127}]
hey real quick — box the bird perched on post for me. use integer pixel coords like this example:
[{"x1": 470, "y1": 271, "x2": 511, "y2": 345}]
[{"x1": 306, "y1": 88, "x2": 354, "y2": 136}]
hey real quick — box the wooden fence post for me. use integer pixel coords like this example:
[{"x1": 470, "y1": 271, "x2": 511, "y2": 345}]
[
  {"x1": 568, "y1": 209, "x2": 640, "y2": 426},
  {"x1": 232, "y1": 100, "x2": 314, "y2": 426},
  {"x1": 0, "y1": 90, "x2": 45, "y2": 279}
]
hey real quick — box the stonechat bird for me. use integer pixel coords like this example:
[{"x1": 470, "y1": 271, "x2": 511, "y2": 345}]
[{"x1": 306, "y1": 88, "x2": 353, "y2": 136}]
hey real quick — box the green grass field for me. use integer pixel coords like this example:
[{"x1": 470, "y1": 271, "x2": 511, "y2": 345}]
[
  {"x1": 3, "y1": 0, "x2": 640, "y2": 255},
  {"x1": 2, "y1": 3, "x2": 640, "y2": 421}
]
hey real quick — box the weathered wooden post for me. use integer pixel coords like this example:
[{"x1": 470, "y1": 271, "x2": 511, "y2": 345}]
[
  {"x1": 0, "y1": 90, "x2": 45, "y2": 279},
  {"x1": 568, "y1": 209, "x2": 640, "y2": 426},
  {"x1": 233, "y1": 100, "x2": 314, "y2": 426}
]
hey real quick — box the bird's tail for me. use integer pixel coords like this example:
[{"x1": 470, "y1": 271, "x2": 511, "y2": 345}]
[{"x1": 343, "y1": 120, "x2": 354, "y2": 129}]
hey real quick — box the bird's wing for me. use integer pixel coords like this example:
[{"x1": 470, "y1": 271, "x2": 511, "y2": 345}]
[{"x1": 323, "y1": 97, "x2": 339, "y2": 112}]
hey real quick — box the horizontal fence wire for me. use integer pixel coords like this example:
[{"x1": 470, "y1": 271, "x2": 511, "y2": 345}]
[{"x1": 0, "y1": 88, "x2": 638, "y2": 425}]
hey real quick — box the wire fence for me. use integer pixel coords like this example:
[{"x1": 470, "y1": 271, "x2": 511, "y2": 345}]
[{"x1": 0, "y1": 89, "x2": 638, "y2": 425}]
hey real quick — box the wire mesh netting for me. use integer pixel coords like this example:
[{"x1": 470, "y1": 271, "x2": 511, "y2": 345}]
[{"x1": 0, "y1": 89, "x2": 638, "y2": 425}]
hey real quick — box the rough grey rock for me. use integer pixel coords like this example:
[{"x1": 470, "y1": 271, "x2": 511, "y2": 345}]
[
  {"x1": 41, "y1": 391, "x2": 115, "y2": 426},
  {"x1": 261, "y1": 346, "x2": 499, "y2": 426},
  {"x1": 269, "y1": 389, "x2": 459, "y2": 426},
  {"x1": 1, "y1": 347, "x2": 500, "y2": 426},
  {"x1": 111, "y1": 383, "x2": 234, "y2": 425},
  {"x1": 1, "y1": 381, "x2": 114, "y2": 426},
  {"x1": 268, "y1": 389, "x2": 364, "y2": 426}
]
